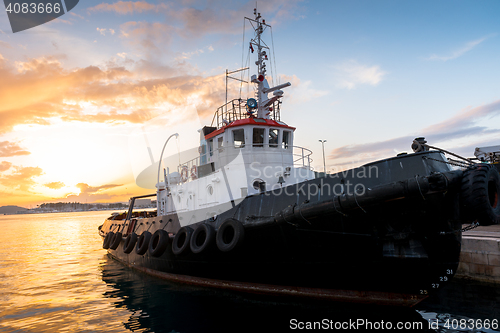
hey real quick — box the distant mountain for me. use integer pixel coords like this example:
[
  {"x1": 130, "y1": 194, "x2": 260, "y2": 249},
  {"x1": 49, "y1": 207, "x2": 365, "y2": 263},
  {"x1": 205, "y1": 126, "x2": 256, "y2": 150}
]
[{"x1": 0, "y1": 206, "x2": 28, "y2": 214}]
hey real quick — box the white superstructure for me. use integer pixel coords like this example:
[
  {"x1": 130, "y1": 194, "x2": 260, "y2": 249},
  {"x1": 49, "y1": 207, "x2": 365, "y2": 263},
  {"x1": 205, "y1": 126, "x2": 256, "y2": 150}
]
[{"x1": 154, "y1": 10, "x2": 315, "y2": 225}]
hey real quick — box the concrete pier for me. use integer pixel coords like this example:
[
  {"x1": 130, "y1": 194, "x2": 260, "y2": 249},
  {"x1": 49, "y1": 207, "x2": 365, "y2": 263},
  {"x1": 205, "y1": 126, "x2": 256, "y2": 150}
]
[{"x1": 456, "y1": 224, "x2": 500, "y2": 284}]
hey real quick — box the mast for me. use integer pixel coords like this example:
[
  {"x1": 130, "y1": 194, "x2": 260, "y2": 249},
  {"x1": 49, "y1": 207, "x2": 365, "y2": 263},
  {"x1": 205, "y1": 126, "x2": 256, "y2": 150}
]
[{"x1": 247, "y1": 9, "x2": 291, "y2": 119}]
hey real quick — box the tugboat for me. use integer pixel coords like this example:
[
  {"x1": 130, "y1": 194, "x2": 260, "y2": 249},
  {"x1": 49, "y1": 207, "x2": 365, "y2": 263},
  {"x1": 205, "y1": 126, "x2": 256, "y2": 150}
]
[{"x1": 99, "y1": 10, "x2": 500, "y2": 306}]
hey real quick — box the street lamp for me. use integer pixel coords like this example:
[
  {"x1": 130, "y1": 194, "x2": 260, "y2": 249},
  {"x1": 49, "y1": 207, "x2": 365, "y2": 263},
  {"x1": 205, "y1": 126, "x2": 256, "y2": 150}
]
[
  {"x1": 319, "y1": 140, "x2": 327, "y2": 175},
  {"x1": 157, "y1": 133, "x2": 180, "y2": 186}
]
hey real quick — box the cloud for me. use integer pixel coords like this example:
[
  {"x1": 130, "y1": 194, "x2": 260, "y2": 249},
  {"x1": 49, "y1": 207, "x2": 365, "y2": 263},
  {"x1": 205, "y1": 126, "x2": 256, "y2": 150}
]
[
  {"x1": 0, "y1": 161, "x2": 12, "y2": 172},
  {"x1": 60, "y1": 182, "x2": 124, "y2": 202},
  {"x1": 119, "y1": 21, "x2": 175, "y2": 53},
  {"x1": 88, "y1": 1, "x2": 168, "y2": 15},
  {"x1": 69, "y1": 12, "x2": 85, "y2": 20},
  {"x1": 76, "y1": 182, "x2": 122, "y2": 193},
  {"x1": 176, "y1": 45, "x2": 215, "y2": 61},
  {"x1": 0, "y1": 55, "x2": 228, "y2": 134},
  {"x1": 0, "y1": 41, "x2": 12, "y2": 49},
  {"x1": 328, "y1": 99, "x2": 500, "y2": 166},
  {"x1": 44, "y1": 181, "x2": 65, "y2": 189},
  {"x1": 0, "y1": 57, "x2": 140, "y2": 133},
  {"x1": 280, "y1": 74, "x2": 328, "y2": 103},
  {"x1": 0, "y1": 141, "x2": 30, "y2": 157},
  {"x1": 329, "y1": 136, "x2": 414, "y2": 166},
  {"x1": 97, "y1": 28, "x2": 116, "y2": 36},
  {"x1": 426, "y1": 35, "x2": 494, "y2": 61},
  {"x1": 333, "y1": 60, "x2": 386, "y2": 89},
  {"x1": 108, "y1": 0, "x2": 304, "y2": 43},
  {"x1": 0, "y1": 165, "x2": 44, "y2": 191},
  {"x1": 172, "y1": 0, "x2": 306, "y2": 37},
  {"x1": 423, "y1": 100, "x2": 500, "y2": 134}
]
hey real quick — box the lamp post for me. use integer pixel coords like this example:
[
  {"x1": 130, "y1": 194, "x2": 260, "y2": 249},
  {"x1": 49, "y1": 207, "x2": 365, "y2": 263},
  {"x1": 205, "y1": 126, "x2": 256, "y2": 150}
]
[
  {"x1": 319, "y1": 140, "x2": 327, "y2": 176},
  {"x1": 157, "y1": 133, "x2": 179, "y2": 187}
]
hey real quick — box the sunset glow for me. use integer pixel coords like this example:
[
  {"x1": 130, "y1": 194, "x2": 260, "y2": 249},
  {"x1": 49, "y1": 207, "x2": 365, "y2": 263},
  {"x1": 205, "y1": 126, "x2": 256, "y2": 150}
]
[{"x1": 1, "y1": 0, "x2": 499, "y2": 207}]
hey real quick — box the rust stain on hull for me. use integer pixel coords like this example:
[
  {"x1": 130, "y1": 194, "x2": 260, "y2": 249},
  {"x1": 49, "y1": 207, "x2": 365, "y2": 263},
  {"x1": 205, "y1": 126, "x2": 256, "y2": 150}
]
[{"x1": 111, "y1": 255, "x2": 427, "y2": 307}]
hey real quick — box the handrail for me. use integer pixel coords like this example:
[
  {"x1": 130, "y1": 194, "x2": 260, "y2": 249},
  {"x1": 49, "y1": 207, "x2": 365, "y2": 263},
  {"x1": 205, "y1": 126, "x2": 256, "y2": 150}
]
[
  {"x1": 157, "y1": 133, "x2": 179, "y2": 187},
  {"x1": 211, "y1": 98, "x2": 282, "y2": 129},
  {"x1": 174, "y1": 144, "x2": 313, "y2": 184}
]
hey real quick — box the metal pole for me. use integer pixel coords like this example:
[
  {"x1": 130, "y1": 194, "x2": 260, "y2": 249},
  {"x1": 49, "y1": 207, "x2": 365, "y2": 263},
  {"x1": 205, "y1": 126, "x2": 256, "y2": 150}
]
[
  {"x1": 157, "y1": 133, "x2": 179, "y2": 187},
  {"x1": 319, "y1": 140, "x2": 327, "y2": 175},
  {"x1": 225, "y1": 69, "x2": 228, "y2": 114}
]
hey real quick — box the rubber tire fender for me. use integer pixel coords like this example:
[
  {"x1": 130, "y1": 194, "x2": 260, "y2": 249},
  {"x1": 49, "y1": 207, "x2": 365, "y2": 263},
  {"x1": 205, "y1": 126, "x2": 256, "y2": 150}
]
[
  {"x1": 461, "y1": 164, "x2": 500, "y2": 225},
  {"x1": 103, "y1": 231, "x2": 114, "y2": 249},
  {"x1": 190, "y1": 224, "x2": 215, "y2": 254},
  {"x1": 135, "y1": 231, "x2": 152, "y2": 255},
  {"x1": 149, "y1": 229, "x2": 170, "y2": 257},
  {"x1": 172, "y1": 226, "x2": 193, "y2": 255},
  {"x1": 216, "y1": 219, "x2": 245, "y2": 252},
  {"x1": 110, "y1": 232, "x2": 123, "y2": 250},
  {"x1": 123, "y1": 232, "x2": 138, "y2": 254}
]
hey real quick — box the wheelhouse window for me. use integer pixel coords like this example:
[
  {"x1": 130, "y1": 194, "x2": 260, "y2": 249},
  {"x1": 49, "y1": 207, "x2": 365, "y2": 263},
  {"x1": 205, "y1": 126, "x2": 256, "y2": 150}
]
[
  {"x1": 282, "y1": 131, "x2": 291, "y2": 149},
  {"x1": 208, "y1": 139, "x2": 214, "y2": 156},
  {"x1": 269, "y1": 129, "x2": 279, "y2": 148},
  {"x1": 233, "y1": 129, "x2": 245, "y2": 148},
  {"x1": 253, "y1": 128, "x2": 264, "y2": 147},
  {"x1": 217, "y1": 136, "x2": 223, "y2": 152}
]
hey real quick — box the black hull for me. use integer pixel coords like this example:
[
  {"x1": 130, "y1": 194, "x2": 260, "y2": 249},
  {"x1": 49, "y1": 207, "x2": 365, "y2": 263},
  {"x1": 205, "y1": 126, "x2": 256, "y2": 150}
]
[{"x1": 101, "y1": 151, "x2": 469, "y2": 306}]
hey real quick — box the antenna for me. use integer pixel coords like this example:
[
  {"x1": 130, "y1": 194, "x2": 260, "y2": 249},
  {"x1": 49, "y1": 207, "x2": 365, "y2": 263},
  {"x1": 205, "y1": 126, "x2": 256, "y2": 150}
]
[{"x1": 225, "y1": 67, "x2": 249, "y2": 113}]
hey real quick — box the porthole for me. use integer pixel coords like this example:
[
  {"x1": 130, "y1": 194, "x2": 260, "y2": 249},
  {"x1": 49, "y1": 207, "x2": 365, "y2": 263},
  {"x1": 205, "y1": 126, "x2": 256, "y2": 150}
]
[{"x1": 207, "y1": 185, "x2": 214, "y2": 195}]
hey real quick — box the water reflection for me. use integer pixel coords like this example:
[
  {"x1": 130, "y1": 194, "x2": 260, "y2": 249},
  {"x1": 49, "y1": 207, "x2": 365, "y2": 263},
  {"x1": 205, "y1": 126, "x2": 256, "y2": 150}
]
[
  {"x1": 1, "y1": 212, "x2": 499, "y2": 333},
  {"x1": 0, "y1": 212, "x2": 130, "y2": 332},
  {"x1": 101, "y1": 256, "x2": 433, "y2": 333},
  {"x1": 417, "y1": 279, "x2": 500, "y2": 332}
]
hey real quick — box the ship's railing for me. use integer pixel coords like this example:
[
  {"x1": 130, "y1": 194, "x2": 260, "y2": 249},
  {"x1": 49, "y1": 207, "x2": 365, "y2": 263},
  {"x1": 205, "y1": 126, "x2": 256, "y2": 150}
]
[
  {"x1": 172, "y1": 144, "x2": 312, "y2": 184},
  {"x1": 292, "y1": 146, "x2": 313, "y2": 169},
  {"x1": 211, "y1": 98, "x2": 282, "y2": 129},
  {"x1": 211, "y1": 99, "x2": 247, "y2": 129}
]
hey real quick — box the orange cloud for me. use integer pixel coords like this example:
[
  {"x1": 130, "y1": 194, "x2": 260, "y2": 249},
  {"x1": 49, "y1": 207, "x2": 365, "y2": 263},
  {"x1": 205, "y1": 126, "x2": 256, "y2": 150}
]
[
  {"x1": 44, "y1": 181, "x2": 65, "y2": 189},
  {"x1": 0, "y1": 54, "x2": 228, "y2": 135},
  {"x1": 0, "y1": 161, "x2": 12, "y2": 172},
  {"x1": 59, "y1": 182, "x2": 126, "y2": 203},
  {"x1": 0, "y1": 141, "x2": 30, "y2": 157},
  {"x1": 0, "y1": 165, "x2": 44, "y2": 191},
  {"x1": 76, "y1": 182, "x2": 122, "y2": 193}
]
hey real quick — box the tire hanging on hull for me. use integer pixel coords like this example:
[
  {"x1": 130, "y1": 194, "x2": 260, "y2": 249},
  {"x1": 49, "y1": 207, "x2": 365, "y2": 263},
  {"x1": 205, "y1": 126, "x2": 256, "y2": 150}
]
[
  {"x1": 172, "y1": 227, "x2": 193, "y2": 255},
  {"x1": 461, "y1": 164, "x2": 500, "y2": 225},
  {"x1": 190, "y1": 224, "x2": 215, "y2": 254},
  {"x1": 149, "y1": 229, "x2": 170, "y2": 257},
  {"x1": 123, "y1": 232, "x2": 138, "y2": 254},
  {"x1": 103, "y1": 232, "x2": 114, "y2": 249},
  {"x1": 136, "y1": 231, "x2": 152, "y2": 255},
  {"x1": 110, "y1": 232, "x2": 122, "y2": 250},
  {"x1": 216, "y1": 219, "x2": 245, "y2": 252}
]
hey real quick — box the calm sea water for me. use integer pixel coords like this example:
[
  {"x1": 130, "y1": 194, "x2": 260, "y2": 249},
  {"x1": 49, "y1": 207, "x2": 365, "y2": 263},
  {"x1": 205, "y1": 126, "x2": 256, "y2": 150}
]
[{"x1": 0, "y1": 211, "x2": 499, "y2": 333}]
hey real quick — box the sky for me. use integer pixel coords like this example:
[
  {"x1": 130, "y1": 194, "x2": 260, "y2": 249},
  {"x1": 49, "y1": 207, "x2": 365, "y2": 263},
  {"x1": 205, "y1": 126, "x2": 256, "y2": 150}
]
[{"x1": 0, "y1": 0, "x2": 499, "y2": 208}]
